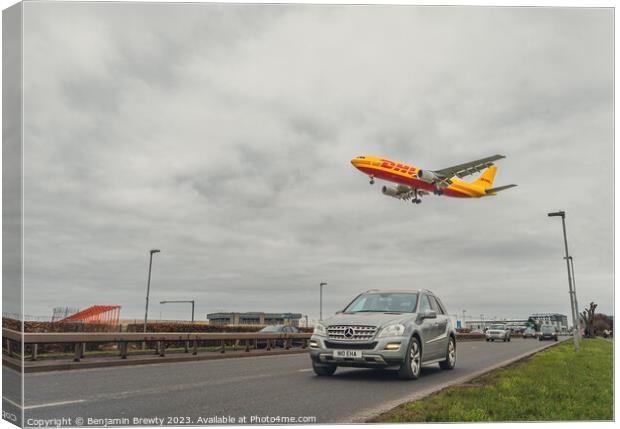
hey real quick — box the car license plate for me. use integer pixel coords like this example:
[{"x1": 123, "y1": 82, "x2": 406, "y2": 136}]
[{"x1": 333, "y1": 350, "x2": 362, "y2": 358}]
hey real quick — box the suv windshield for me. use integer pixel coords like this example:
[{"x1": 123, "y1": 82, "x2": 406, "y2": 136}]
[
  {"x1": 542, "y1": 326, "x2": 555, "y2": 333},
  {"x1": 344, "y1": 292, "x2": 418, "y2": 313},
  {"x1": 489, "y1": 325, "x2": 505, "y2": 330}
]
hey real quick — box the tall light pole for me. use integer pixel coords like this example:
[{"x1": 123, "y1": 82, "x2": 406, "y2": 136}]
[
  {"x1": 319, "y1": 282, "x2": 327, "y2": 321},
  {"x1": 143, "y1": 249, "x2": 161, "y2": 335},
  {"x1": 160, "y1": 300, "x2": 195, "y2": 323},
  {"x1": 548, "y1": 211, "x2": 580, "y2": 352},
  {"x1": 566, "y1": 256, "x2": 581, "y2": 334}
]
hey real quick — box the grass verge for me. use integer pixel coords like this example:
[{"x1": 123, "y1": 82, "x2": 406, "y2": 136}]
[{"x1": 371, "y1": 338, "x2": 613, "y2": 422}]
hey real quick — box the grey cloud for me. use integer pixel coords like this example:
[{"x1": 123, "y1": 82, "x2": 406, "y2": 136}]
[{"x1": 12, "y1": 4, "x2": 613, "y2": 323}]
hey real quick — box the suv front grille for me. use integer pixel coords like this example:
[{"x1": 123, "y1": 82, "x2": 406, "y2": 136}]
[{"x1": 327, "y1": 325, "x2": 378, "y2": 341}]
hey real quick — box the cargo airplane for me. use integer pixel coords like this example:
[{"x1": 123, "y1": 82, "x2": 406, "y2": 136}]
[{"x1": 351, "y1": 154, "x2": 516, "y2": 204}]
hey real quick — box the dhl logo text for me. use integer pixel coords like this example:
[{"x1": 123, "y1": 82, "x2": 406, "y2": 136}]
[{"x1": 380, "y1": 160, "x2": 417, "y2": 175}]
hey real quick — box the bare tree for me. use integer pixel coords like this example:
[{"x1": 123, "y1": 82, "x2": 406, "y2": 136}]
[{"x1": 580, "y1": 302, "x2": 598, "y2": 337}]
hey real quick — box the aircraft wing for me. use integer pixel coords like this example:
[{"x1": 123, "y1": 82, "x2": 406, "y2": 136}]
[{"x1": 434, "y1": 154, "x2": 506, "y2": 179}]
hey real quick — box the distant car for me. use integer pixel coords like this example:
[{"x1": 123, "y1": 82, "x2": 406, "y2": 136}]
[
  {"x1": 522, "y1": 328, "x2": 537, "y2": 339},
  {"x1": 470, "y1": 329, "x2": 484, "y2": 335},
  {"x1": 485, "y1": 324, "x2": 511, "y2": 342},
  {"x1": 257, "y1": 325, "x2": 300, "y2": 348},
  {"x1": 539, "y1": 325, "x2": 558, "y2": 341}
]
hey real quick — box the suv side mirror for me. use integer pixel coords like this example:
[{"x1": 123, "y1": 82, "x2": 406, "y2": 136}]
[{"x1": 420, "y1": 310, "x2": 437, "y2": 319}]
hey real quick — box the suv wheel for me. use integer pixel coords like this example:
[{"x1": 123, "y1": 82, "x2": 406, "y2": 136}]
[
  {"x1": 312, "y1": 361, "x2": 336, "y2": 376},
  {"x1": 439, "y1": 337, "x2": 456, "y2": 370},
  {"x1": 398, "y1": 336, "x2": 422, "y2": 380}
]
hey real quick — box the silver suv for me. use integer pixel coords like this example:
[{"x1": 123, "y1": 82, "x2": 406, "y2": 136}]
[
  {"x1": 308, "y1": 289, "x2": 456, "y2": 379},
  {"x1": 485, "y1": 324, "x2": 511, "y2": 342}
]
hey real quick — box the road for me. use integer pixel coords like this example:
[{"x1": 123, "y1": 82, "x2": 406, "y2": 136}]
[{"x1": 5, "y1": 338, "x2": 564, "y2": 426}]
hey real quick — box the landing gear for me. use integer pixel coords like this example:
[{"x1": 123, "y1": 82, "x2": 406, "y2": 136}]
[
  {"x1": 411, "y1": 188, "x2": 422, "y2": 204},
  {"x1": 433, "y1": 189, "x2": 444, "y2": 196},
  {"x1": 369, "y1": 176, "x2": 375, "y2": 185}
]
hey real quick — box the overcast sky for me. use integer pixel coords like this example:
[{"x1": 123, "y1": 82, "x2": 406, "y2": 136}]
[{"x1": 13, "y1": 3, "x2": 613, "y2": 322}]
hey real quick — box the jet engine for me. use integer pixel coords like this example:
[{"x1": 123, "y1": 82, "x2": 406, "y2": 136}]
[
  {"x1": 416, "y1": 169, "x2": 439, "y2": 184},
  {"x1": 382, "y1": 186, "x2": 401, "y2": 198}
]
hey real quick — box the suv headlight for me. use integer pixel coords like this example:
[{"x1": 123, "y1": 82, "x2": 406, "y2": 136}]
[
  {"x1": 378, "y1": 324, "x2": 405, "y2": 338},
  {"x1": 313, "y1": 323, "x2": 327, "y2": 336}
]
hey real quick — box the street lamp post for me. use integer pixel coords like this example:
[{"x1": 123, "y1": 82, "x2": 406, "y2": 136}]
[
  {"x1": 548, "y1": 210, "x2": 580, "y2": 352},
  {"x1": 160, "y1": 300, "x2": 195, "y2": 323},
  {"x1": 566, "y1": 256, "x2": 581, "y2": 334},
  {"x1": 143, "y1": 249, "x2": 161, "y2": 335},
  {"x1": 319, "y1": 282, "x2": 327, "y2": 321}
]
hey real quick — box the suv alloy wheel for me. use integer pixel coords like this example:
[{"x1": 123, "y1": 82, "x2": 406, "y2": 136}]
[
  {"x1": 439, "y1": 336, "x2": 456, "y2": 370},
  {"x1": 398, "y1": 336, "x2": 422, "y2": 380}
]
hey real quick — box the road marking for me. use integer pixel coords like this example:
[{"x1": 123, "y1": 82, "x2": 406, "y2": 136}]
[
  {"x1": 23, "y1": 366, "x2": 313, "y2": 408},
  {"x1": 2, "y1": 396, "x2": 23, "y2": 409},
  {"x1": 24, "y1": 400, "x2": 86, "y2": 410},
  {"x1": 298, "y1": 368, "x2": 313, "y2": 372}
]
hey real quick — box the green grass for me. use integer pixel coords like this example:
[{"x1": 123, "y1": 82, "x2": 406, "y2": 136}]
[{"x1": 372, "y1": 338, "x2": 613, "y2": 422}]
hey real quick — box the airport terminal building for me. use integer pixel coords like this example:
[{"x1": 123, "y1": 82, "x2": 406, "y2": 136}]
[
  {"x1": 463, "y1": 319, "x2": 528, "y2": 331},
  {"x1": 528, "y1": 313, "x2": 569, "y2": 332},
  {"x1": 462, "y1": 313, "x2": 568, "y2": 332},
  {"x1": 207, "y1": 312, "x2": 303, "y2": 326}
]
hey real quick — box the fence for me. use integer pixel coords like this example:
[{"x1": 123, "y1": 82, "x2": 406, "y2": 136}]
[
  {"x1": 2, "y1": 328, "x2": 489, "y2": 365},
  {"x1": 2, "y1": 328, "x2": 312, "y2": 363}
]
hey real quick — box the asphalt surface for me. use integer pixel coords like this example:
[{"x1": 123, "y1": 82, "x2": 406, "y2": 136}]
[{"x1": 4, "y1": 338, "x2": 566, "y2": 426}]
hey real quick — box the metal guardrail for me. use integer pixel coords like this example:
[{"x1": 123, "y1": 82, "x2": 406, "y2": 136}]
[
  {"x1": 2, "y1": 329, "x2": 488, "y2": 364},
  {"x1": 2, "y1": 328, "x2": 312, "y2": 362}
]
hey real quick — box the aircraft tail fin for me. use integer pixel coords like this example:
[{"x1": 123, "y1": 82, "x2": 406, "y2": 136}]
[
  {"x1": 472, "y1": 165, "x2": 497, "y2": 189},
  {"x1": 485, "y1": 184, "x2": 517, "y2": 195}
]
